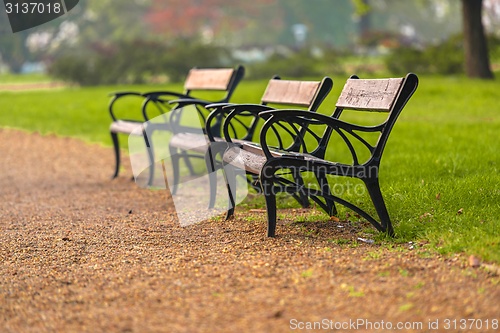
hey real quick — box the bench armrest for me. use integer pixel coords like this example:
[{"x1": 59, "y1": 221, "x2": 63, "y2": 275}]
[
  {"x1": 165, "y1": 98, "x2": 222, "y2": 135},
  {"x1": 108, "y1": 91, "x2": 143, "y2": 98},
  {"x1": 222, "y1": 103, "x2": 273, "y2": 112},
  {"x1": 168, "y1": 98, "x2": 212, "y2": 108},
  {"x1": 220, "y1": 104, "x2": 276, "y2": 143},
  {"x1": 206, "y1": 102, "x2": 235, "y2": 109},
  {"x1": 108, "y1": 92, "x2": 147, "y2": 122},
  {"x1": 198, "y1": 104, "x2": 235, "y2": 141},
  {"x1": 204, "y1": 104, "x2": 274, "y2": 142},
  {"x1": 139, "y1": 92, "x2": 195, "y2": 121},
  {"x1": 205, "y1": 104, "x2": 230, "y2": 142},
  {"x1": 141, "y1": 91, "x2": 191, "y2": 100}
]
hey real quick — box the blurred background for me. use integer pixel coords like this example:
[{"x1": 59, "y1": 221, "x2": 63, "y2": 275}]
[{"x1": 1, "y1": 0, "x2": 499, "y2": 84}]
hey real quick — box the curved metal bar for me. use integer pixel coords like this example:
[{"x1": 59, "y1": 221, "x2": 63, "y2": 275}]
[
  {"x1": 301, "y1": 123, "x2": 323, "y2": 144},
  {"x1": 305, "y1": 188, "x2": 386, "y2": 233},
  {"x1": 108, "y1": 92, "x2": 144, "y2": 122},
  {"x1": 195, "y1": 104, "x2": 208, "y2": 124},
  {"x1": 228, "y1": 114, "x2": 252, "y2": 137},
  {"x1": 333, "y1": 127, "x2": 360, "y2": 165},
  {"x1": 222, "y1": 106, "x2": 274, "y2": 143},
  {"x1": 205, "y1": 107, "x2": 226, "y2": 142},
  {"x1": 269, "y1": 123, "x2": 286, "y2": 150},
  {"x1": 286, "y1": 120, "x2": 307, "y2": 153},
  {"x1": 348, "y1": 129, "x2": 377, "y2": 153}
]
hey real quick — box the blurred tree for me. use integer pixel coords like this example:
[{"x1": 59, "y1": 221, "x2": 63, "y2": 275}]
[
  {"x1": 0, "y1": 6, "x2": 77, "y2": 72},
  {"x1": 276, "y1": 0, "x2": 355, "y2": 47},
  {"x1": 145, "y1": 0, "x2": 357, "y2": 47},
  {"x1": 145, "y1": 0, "x2": 283, "y2": 45},
  {"x1": 0, "y1": 0, "x2": 152, "y2": 72},
  {"x1": 461, "y1": 0, "x2": 494, "y2": 78},
  {"x1": 77, "y1": 0, "x2": 151, "y2": 43},
  {"x1": 0, "y1": 20, "x2": 31, "y2": 73},
  {"x1": 353, "y1": 0, "x2": 494, "y2": 79},
  {"x1": 355, "y1": 0, "x2": 371, "y2": 36}
]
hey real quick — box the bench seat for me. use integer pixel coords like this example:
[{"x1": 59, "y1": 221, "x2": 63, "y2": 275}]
[{"x1": 110, "y1": 120, "x2": 143, "y2": 135}]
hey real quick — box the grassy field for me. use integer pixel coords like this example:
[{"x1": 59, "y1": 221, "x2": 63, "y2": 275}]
[
  {"x1": 0, "y1": 74, "x2": 499, "y2": 263},
  {"x1": 0, "y1": 73, "x2": 54, "y2": 84}
]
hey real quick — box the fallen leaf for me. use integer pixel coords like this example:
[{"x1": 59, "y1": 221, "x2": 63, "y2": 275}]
[
  {"x1": 249, "y1": 209, "x2": 266, "y2": 213},
  {"x1": 330, "y1": 216, "x2": 340, "y2": 222},
  {"x1": 357, "y1": 237, "x2": 374, "y2": 244},
  {"x1": 268, "y1": 310, "x2": 284, "y2": 318},
  {"x1": 436, "y1": 193, "x2": 441, "y2": 200},
  {"x1": 469, "y1": 255, "x2": 481, "y2": 268},
  {"x1": 419, "y1": 212, "x2": 433, "y2": 220}
]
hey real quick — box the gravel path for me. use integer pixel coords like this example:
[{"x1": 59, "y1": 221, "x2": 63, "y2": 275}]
[{"x1": 0, "y1": 129, "x2": 499, "y2": 333}]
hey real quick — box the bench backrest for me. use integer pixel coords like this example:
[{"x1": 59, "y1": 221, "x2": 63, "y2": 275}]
[
  {"x1": 239, "y1": 76, "x2": 332, "y2": 148},
  {"x1": 261, "y1": 77, "x2": 332, "y2": 111},
  {"x1": 336, "y1": 77, "x2": 404, "y2": 112},
  {"x1": 328, "y1": 73, "x2": 419, "y2": 165},
  {"x1": 183, "y1": 66, "x2": 245, "y2": 103}
]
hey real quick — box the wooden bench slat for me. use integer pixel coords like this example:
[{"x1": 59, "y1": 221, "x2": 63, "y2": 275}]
[
  {"x1": 223, "y1": 147, "x2": 267, "y2": 174},
  {"x1": 223, "y1": 143, "x2": 323, "y2": 174},
  {"x1": 184, "y1": 68, "x2": 235, "y2": 91},
  {"x1": 336, "y1": 78, "x2": 404, "y2": 111},
  {"x1": 110, "y1": 120, "x2": 143, "y2": 135},
  {"x1": 261, "y1": 80, "x2": 321, "y2": 106}
]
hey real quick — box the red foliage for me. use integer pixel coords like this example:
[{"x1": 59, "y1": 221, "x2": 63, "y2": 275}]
[{"x1": 145, "y1": 0, "x2": 282, "y2": 38}]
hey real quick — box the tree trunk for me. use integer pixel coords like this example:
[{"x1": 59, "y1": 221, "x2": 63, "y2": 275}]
[
  {"x1": 358, "y1": 0, "x2": 371, "y2": 37},
  {"x1": 461, "y1": 0, "x2": 494, "y2": 79}
]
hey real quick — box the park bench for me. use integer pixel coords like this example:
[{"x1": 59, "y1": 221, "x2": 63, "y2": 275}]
[
  {"x1": 189, "y1": 76, "x2": 334, "y2": 215},
  {"x1": 107, "y1": 65, "x2": 245, "y2": 184},
  {"x1": 165, "y1": 76, "x2": 333, "y2": 212},
  {"x1": 220, "y1": 73, "x2": 419, "y2": 237}
]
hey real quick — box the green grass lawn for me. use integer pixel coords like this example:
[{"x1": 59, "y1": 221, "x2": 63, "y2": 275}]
[
  {"x1": 0, "y1": 75, "x2": 499, "y2": 263},
  {"x1": 0, "y1": 73, "x2": 55, "y2": 84}
]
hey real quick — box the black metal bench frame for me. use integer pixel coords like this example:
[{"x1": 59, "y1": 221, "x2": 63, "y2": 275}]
[
  {"x1": 220, "y1": 73, "x2": 419, "y2": 237},
  {"x1": 108, "y1": 66, "x2": 245, "y2": 184},
  {"x1": 197, "y1": 77, "x2": 333, "y2": 214}
]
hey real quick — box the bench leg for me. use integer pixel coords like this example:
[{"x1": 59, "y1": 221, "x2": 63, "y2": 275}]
[
  {"x1": 143, "y1": 130, "x2": 155, "y2": 187},
  {"x1": 111, "y1": 131, "x2": 120, "y2": 179},
  {"x1": 222, "y1": 159, "x2": 237, "y2": 220},
  {"x1": 364, "y1": 179, "x2": 394, "y2": 236},
  {"x1": 205, "y1": 147, "x2": 218, "y2": 209},
  {"x1": 180, "y1": 151, "x2": 196, "y2": 176},
  {"x1": 260, "y1": 162, "x2": 279, "y2": 237},
  {"x1": 261, "y1": 179, "x2": 277, "y2": 237},
  {"x1": 169, "y1": 145, "x2": 180, "y2": 195}
]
